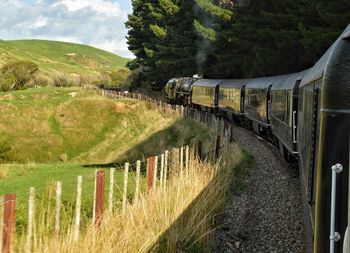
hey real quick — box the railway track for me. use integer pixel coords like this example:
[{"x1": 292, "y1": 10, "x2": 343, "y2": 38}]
[{"x1": 214, "y1": 124, "x2": 306, "y2": 253}]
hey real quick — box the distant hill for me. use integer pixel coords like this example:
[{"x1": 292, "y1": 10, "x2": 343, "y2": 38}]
[{"x1": 0, "y1": 40, "x2": 130, "y2": 85}]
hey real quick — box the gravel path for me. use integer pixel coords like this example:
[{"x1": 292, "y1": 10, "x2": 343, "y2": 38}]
[{"x1": 214, "y1": 125, "x2": 306, "y2": 253}]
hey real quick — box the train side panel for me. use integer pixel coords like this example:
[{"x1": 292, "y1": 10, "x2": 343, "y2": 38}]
[
  {"x1": 312, "y1": 27, "x2": 350, "y2": 253},
  {"x1": 244, "y1": 77, "x2": 275, "y2": 134},
  {"x1": 191, "y1": 79, "x2": 222, "y2": 109},
  {"x1": 218, "y1": 79, "x2": 250, "y2": 114},
  {"x1": 270, "y1": 73, "x2": 306, "y2": 158}
]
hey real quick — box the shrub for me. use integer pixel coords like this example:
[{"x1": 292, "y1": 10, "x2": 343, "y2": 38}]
[
  {"x1": 97, "y1": 69, "x2": 130, "y2": 88},
  {"x1": 53, "y1": 73, "x2": 72, "y2": 87},
  {"x1": 0, "y1": 138, "x2": 11, "y2": 162},
  {"x1": 109, "y1": 68, "x2": 130, "y2": 86},
  {"x1": 0, "y1": 60, "x2": 39, "y2": 91},
  {"x1": 33, "y1": 75, "x2": 50, "y2": 87}
]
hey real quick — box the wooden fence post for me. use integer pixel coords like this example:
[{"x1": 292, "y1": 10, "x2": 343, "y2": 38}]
[
  {"x1": 2, "y1": 194, "x2": 15, "y2": 253},
  {"x1": 134, "y1": 161, "x2": 141, "y2": 204},
  {"x1": 122, "y1": 163, "x2": 129, "y2": 214},
  {"x1": 55, "y1": 181, "x2": 62, "y2": 236},
  {"x1": 92, "y1": 170, "x2": 97, "y2": 223},
  {"x1": 197, "y1": 140, "x2": 203, "y2": 160},
  {"x1": 216, "y1": 135, "x2": 222, "y2": 160},
  {"x1": 74, "y1": 176, "x2": 82, "y2": 241},
  {"x1": 230, "y1": 125, "x2": 235, "y2": 142},
  {"x1": 153, "y1": 156, "x2": 158, "y2": 190},
  {"x1": 0, "y1": 195, "x2": 4, "y2": 253},
  {"x1": 185, "y1": 145, "x2": 189, "y2": 176},
  {"x1": 180, "y1": 146, "x2": 184, "y2": 177},
  {"x1": 221, "y1": 118, "x2": 225, "y2": 137},
  {"x1": 26, "y1": 187, "x2": 35, "y2": 253},
  {"x1": 160, "y1": 154, "x2": 164, "y2": 189},
  {"x1": 108, "y1": 168, "x2": 115, "y2": 213},
  {"x1": 147, "y1": 157, "x2": 156, "y2": 192},
  {"x1": 164, "y1": 151, "x2": 168, "y2": 191},
  {"x1": 95, "y1": 170, "x2": 105, "y2": 228}
]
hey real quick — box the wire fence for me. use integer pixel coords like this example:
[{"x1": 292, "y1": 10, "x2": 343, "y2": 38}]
[{"x1": 0, "y1": 88, "x2": 234, "y2": 252}]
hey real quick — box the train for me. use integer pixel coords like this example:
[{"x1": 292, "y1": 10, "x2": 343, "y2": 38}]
[{"x1": 164, "y1": 25, "x2": 350, "y2": 253}]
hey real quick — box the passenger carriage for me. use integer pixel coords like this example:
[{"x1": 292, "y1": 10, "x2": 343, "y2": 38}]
[{"x1": 165, "y1": 24, "x2": 350, "y2": 253}]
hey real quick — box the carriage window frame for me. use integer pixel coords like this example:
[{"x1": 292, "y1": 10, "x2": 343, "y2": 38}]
[
  {"x1": 219, "y1": 87, "x2": 241, "y2": 112},
  {"x1": 271, "y1": 90, "x2": 291, "y2": 126},
  {"x1": 192, "y1": 86, "x2": 215, "y2": 107},
  {"x1": 246, "y1": 88, "x2": 266, "y2": 109}
]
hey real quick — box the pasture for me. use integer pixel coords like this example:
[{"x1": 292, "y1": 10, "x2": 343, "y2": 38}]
[{"x1": 0, "y1": 87, "x2": 213, "y2": 232}]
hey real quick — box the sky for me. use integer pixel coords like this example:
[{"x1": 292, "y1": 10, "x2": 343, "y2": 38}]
[{"x1": 0, "y1": 0, "x2": 134, "y2": 58}]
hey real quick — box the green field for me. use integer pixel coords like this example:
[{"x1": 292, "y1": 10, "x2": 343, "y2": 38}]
[
  {"x1": 0, "y1": 87, "x2": 213, "y2": 232},
  {"x1": 0, "y1": 40, "x2": 129, "y2": 84}
]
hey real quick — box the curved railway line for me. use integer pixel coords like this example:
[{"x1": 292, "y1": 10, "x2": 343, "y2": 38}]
[
  {"x1": 164, "y1": 24, "x2": 350, "y2": 253},
  {"x1": 213, "y1": 124, "x2": 305, "y2": 253}
]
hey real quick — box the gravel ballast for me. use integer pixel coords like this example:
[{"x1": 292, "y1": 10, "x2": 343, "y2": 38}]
[{"x1": 214, "y1": 125, "x2": 306, "y2": 253}]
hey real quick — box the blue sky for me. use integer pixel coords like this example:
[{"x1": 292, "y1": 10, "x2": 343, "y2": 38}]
[{"x1": 0, "y1": 0, "x2": 134, "y2": 58}]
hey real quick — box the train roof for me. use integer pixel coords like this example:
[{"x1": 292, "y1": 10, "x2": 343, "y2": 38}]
[
  {"x1": 220, "y1": 79, "x2": 251, "y2": 89},
  {"x1": 300, "y1": 24, "x2": 350, "y2": 87},
  {"x1": 272, "y1": 71, "x2": 308, "y2": 90},
  {"x1": 192, "y1": 79, "x2": 222, "y2": 87},
  {"x1": 245, "y1": 76, "x2": 281, "y2": 89}
]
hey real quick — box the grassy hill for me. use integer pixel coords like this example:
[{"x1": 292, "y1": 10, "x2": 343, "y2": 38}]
[
  {"x1": 0, "y1": 40, "x2": 130, "y2": 85},
  {"x1": 0, "y1": 87, "x2": 213, "y2": 231},
  {"x1": 0, "y1": 87, "x2": 210, "y2": 164}
]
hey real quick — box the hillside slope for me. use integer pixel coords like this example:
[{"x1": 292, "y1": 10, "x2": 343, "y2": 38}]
[
  {"x1": 0, "y1": 40, "x2": 129, "y2": 84},
  {"x1": 0, "y1": 87, "x2": 211, "y2": 164}
]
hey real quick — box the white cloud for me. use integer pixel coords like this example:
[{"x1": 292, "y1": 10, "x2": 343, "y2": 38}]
[
  {"x1": 51, "y1": 0, "x2": 125, "y2": 17},
  {"x1": 30, "y1": 16, "x2": 48, "y2": 29},
  {"x1": 0, "y1": 0, "x2": 134, "y2": 58}
]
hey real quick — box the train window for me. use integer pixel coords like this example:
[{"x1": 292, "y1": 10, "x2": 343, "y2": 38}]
[
  {"x1": 192, "y1": 86, "x2": 215, "y2": 107},
  {"x1": 272, "y1": 90, "x2": 291, "y2": 125},
  {"x1": 219, "y1": 88, "x2": 241, "y2": 112},
  {"x1": 245, "y1": 88, "x2": 268, "y2": 122},
  {"x1": 247, "y1": 89, "x2": 264, "y2": 108}
]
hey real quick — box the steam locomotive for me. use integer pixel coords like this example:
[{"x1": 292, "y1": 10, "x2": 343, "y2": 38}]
[{"x1": 165, "y1": 25, "x2": 350, "y2": 253}]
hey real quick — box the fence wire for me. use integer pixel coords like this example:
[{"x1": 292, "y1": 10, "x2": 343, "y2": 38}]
[{"x1": 0, "y1": 88, "x2": 233, "y2": 246}]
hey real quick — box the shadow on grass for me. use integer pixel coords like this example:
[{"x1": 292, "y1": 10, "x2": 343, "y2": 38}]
[
  {"x1": 82, "y1": 117, "x2": 214, "y2": 169},
  {"x1": 147, "y1": 150, "x2": 255, "y2": 253}
]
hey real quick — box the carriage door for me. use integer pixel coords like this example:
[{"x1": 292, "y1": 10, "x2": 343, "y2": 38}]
[
  {"x1": 292, "y1": 81, "x2": 301, "y2": 151},
  {"x1": 307, "y1": 83, "x2": 320, "y2": 205},
  {"x1": 267, "y1": 85, "x2": 272, "y2": 124},
  {"x1": 298, "y1": 82, "x2": 320, "y2": 208}
]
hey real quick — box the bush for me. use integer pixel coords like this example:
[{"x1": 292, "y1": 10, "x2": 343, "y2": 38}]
[
  {"x1": 0, "y1": 138, "x2": 11, "y2": 162},
  {"x1": 53, "y1": 73, "x2": 74, "y2": 87},
  {"x1": 109, "y1": 68, "x2": 130, "y2": 85},
  {"x1": 0, "y1": 61, "x2": 39, "y2": 91},
  {"x1": 33, "y1": 75, "x2": 50, "y2": 87},
  {"x1": 96, "y1": 69, "x2": 131, "y2": 88}
]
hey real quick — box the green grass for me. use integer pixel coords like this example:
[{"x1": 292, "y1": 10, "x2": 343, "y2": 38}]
[
  {"x1": 0, "y1": 163, "x2": 144, "y2": 235},
  {"x1": 231, "y1": 149, "x2": 255, "y2": 193},
  {"x1": 0, "y1": 39, "x2": 130, "y2": 84},
  {"x1": 0, "y1": 87, "x2": 212, "y2": 163},
  {"x1": 0, "y1": 87, "x2": 214, "y2": 235}
]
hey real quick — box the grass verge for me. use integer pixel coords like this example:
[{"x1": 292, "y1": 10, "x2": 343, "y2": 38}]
[{"x1": 13, "y1": 144, "x2": 243, "y2": 252}]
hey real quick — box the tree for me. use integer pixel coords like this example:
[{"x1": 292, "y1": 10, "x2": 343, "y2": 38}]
[
  {"x1": 126, "y1": 0, "x2": 350, "y2": 86},
  {"x1": 0, "y1": 61, "x2": 39, "y2": 91},
  {"x1": 125, "y1": 0, "x2": 233, "y2": 89},
  {"x1": 213, "y1": 0, "x2": 350, "y2": 78}
]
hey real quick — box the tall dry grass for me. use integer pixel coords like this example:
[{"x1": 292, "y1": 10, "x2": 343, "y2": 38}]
[{"x1": 16, "y1": 144, "x2": 242, "y2": 253}]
